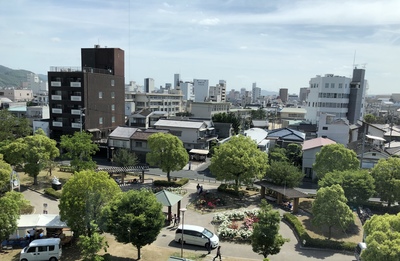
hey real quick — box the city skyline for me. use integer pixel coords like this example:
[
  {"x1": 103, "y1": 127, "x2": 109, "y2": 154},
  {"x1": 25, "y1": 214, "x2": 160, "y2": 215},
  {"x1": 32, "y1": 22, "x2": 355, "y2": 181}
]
[{"x1": 1, "y1": 0, "x2": 400, "y2": 95}]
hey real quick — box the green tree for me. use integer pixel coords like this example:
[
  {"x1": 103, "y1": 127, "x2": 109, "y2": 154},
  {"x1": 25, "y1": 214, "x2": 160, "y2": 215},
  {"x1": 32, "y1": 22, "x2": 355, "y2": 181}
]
[
  {"x1": 251, "y1": 108, "x2": 267, "y2": 120},
  {"x1": 101, "y1": 189, "x2": 165, "y2": 260},
  {"x1": 371, "y1": 157, "x2": 400, "y2": 207},
  {"x1": 2, "y1": 129, "x2": 59, "y2": 185},
  {"x1": 285, "y1": 143, "x2": 302, "y2": 167},
  {"x1": 0, "y1": 155, "x2": 12, "y2": 193},
  {"x1": 0, "y1": 109, "x2": 31, "y2": 142},
  {"x1": 268, "y1": 147, "x2": 288, "y2": 163},
  {"x1": 266, "y1": 161, "x2": 304, "y2": 188},
  {"x1": 251, "y1": 200, "x2": 288, "y2": 258},
  {"x1": 0, "y1": 191, "x2": 27, "y2": 248},
  {"x1": 60, "y1": 132, "x2": 99, "y2": 172},
  {"x1": 212, "y1": 112, "x2": 241, "y2": 134},
  {"x1": 312, "y1": 184, "x2": 354, "y2": 239},
  {"x1": 362, "y1": 213, "x2": 400, "y2": 261},
  {"x1": 313, "y1": 144, "x2": 359, "y2": 179},
  {"x1": 59, "y1": 170, "x2": 120, "y2": 237},
  {"x1": 364, "y1": 114, "x2": 377, "y2": 124},
  {"x1": 146, "y1": 133, "x2": 189, "y2": 182},
  {"x1": 210, "y1": 135, "x2": 269, "y2": 193},
  {"x1": 319, "y1": 170, "x2": 375, "y2": 205},
  {"x1": 78, "y1": 222, "x2": 108, "y2": 261},
  {"x1": 113, "y1": 148, "x2": 138, "y2": 183}
]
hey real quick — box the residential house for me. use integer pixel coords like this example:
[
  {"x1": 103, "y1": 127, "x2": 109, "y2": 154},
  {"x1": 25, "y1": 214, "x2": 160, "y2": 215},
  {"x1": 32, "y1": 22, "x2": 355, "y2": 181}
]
[
  {"x1": 108, "y1": 127, "x2": 139, "y2": 159},
  {"x1": 267, "y1": 128, "x2": 306, "y2": 148},
  {"x1": 153, "y1": 119, "x2": 217, "y2": 150},
  {"x1": 317, "y1": 113, "x2": 358, "y2": 146},
  {"x1": 130, "y1": 129, "x2": 170, "y2": 162},
  {"x1": 302, "y1": 137, "x2": 336, "y2": 180}
]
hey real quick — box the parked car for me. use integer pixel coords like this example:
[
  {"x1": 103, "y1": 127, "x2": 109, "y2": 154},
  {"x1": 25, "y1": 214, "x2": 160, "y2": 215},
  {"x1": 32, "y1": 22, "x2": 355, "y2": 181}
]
[{"x1": 175, "y1": 224, "x2": 219, "y2": 248}]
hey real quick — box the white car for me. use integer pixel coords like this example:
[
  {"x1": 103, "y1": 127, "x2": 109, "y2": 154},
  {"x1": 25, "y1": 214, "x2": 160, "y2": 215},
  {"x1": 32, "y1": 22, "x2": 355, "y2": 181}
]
[{"x1": 175, "y1": 224, "x2": 219, "y2": 248}]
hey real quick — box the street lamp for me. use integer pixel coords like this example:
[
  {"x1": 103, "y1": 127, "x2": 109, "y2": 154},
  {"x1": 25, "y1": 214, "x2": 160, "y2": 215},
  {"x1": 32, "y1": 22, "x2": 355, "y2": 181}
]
[{"x1": 180, "y1": 207, "x2": 187, "y2": 258}]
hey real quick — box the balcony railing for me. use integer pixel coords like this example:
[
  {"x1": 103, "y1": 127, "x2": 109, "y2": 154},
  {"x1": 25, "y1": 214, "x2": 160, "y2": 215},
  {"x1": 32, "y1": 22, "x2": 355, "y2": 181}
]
[
  {"x1": 71, "y1": 96, "x2": 81, "y2": 101},
  {"x1": 51, "y1": 95, "x2": 62, "y2": 100},
  {"x1": 71, "y1": 123, "x2": 81, "y2": 129},
  {"x1": 52, "y1": 108, "x2": 62, "y2": 114},
  {"x1": 51, "y1": 81, "x2": 61, "y2": 87},
  {"x1": 71, "y1": 109, "x2": 81, "y2": 115},
  {"x1": 70, "y1": 82, "x2": 81, "y2": 87},
  {"x1": 49, "y1": 66, "x2": 113, "y2": 75},
  {"x1": 53, "y1": 121, "x2": 63, "y2": 127}
]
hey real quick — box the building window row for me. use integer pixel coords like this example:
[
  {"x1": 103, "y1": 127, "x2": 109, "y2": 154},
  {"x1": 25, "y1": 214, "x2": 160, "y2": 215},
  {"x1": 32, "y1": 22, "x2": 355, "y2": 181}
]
[
  {"x1": 309, "y1": 102, "x2": 348, "y2": 108},
  {"x1": 318, "y1": 93, "x2": 350, "y2": 99}
]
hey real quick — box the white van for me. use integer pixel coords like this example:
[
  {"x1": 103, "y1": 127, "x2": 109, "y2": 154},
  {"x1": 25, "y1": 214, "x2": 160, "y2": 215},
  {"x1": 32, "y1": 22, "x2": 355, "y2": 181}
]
[
  {"x1": 175, "y1": 224, "x2": 219, "y2": 248},
  {"x1": 20, "y1": 238, "x2": 62, "y2": 261},
  {"x1": 354, "y1": 242, "x2": 367, "y2": 261}
]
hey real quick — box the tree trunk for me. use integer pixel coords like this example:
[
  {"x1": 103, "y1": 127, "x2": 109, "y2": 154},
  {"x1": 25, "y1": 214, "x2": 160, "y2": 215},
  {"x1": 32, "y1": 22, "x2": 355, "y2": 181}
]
[
  {"x1": 328, "y1": 226, "x2": 332, "y2": 240},
  {"x1": 34, "y1": 175, "x2": 38, "y2": 185},
  {"x1": 235, "y1": 178, "x2": 239, "y2": 193},
  {"x1": 167, "y1": 171, "x2": 171, "y2": 182},
  {"x1": 137, "y1": 246, "x2": 141, "y2": 260}
]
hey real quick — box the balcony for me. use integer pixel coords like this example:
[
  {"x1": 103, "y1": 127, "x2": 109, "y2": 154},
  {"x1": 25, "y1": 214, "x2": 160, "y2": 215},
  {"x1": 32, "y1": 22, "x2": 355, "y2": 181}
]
[
  {"x1": 70, "y1": 82, "x2": 81, "y2": 87},
  {"x1": 53, "y1": 121, "x2": 63, "y2": 127},
  {"x1": 71, "y1": 96, "x2": 81, "y2": 101},
  {"x1": 71, "y1": 109, "x2": 81, "y2": 115},
  {"x1": 71, "y1": 123, "x2": 81, "y2": 129},
  {"x1": 52, "y1": 108, "x2": 62, "y2": 114},
  {"x1": 51, "y1": 95, "x2": 62, "y2": 100},
  {"x1": 51, "y1": 81, "x2": 61, "y2": 87}
]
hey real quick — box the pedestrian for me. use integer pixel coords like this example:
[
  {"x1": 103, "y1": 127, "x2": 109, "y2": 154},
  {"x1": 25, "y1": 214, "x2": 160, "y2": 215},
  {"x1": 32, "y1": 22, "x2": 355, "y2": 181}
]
[
  {"x1": 213, "y1": 246, "x2": 221, "y2": 260},
  {"x1": 206, "y1": 237, "x2": 211, "y2": 254},
  {"x1": 173, "y1": 214, "x2": 177, "y2": 226},
  {"x1": 200, "y1": 185, "x2": 203, "y2": 194},
  {"x1": 25, "y1": 231, "x2": 30, "y2": 241},
  {"x1": 176, "y1": 215, "x2": 180, "y2": 225},
  {"x1": 197, "y1": 183, "x2": 201, "y2": 194}
]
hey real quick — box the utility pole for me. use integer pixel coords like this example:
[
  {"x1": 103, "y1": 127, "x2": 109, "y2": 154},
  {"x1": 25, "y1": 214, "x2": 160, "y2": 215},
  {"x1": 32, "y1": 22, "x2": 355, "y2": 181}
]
[{"x1": 80, "y1": 108, "x2": 86, "y2": 133}]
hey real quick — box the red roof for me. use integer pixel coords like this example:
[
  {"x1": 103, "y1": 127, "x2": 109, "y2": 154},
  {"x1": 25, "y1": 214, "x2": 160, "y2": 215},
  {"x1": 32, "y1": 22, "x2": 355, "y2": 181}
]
[{"x1": 302, "y1": 137, "x2": 336, "y2": 151}]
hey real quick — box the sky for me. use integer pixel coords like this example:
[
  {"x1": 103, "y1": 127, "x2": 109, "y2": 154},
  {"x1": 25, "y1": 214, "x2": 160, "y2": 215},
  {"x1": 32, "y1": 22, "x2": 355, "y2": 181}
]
[{"x1": 1, "y1": 0, "x2": 400, "y2": 95}]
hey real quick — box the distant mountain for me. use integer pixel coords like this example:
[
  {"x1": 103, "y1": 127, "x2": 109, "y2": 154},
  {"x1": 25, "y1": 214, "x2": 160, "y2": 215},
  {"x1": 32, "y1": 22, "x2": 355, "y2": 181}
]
[
  {"x1": 261, "y1": 90, "x2": 278, "y2": 96},
  {"x1": 0, "y1": 65, "x2": 36, "y2": 87}
]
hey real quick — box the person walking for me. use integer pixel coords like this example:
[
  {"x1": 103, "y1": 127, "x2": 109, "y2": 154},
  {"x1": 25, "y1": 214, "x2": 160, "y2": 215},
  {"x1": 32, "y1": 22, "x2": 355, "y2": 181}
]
[
  {"x1": 213, "y1": 245, "x2": 221, "y2": 260},
  {"x1": 173, "y1": 214, "x2": 177, "y2": 226}
]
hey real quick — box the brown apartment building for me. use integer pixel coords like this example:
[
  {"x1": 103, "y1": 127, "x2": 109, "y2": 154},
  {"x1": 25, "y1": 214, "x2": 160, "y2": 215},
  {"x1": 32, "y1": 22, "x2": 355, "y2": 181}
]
[{"x1": 48, "y1": 45, "x2": 125, "y2": 142}]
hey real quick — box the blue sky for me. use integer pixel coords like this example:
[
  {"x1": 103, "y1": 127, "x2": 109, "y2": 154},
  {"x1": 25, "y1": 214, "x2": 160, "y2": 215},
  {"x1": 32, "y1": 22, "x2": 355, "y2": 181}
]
[{"x1": 1, "y1": 0, "x2": 400, "y2": 95}]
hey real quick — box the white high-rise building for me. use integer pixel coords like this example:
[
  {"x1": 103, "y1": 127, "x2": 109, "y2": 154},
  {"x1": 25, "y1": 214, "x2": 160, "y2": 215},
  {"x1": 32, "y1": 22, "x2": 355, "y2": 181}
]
[
  {"x1": 180, "y1": 81, "x2": 195, "y2": 101},
  {"x1": 194, "y1": 79, "x2": 209, "y2": 102},
  {"x1": 209, "y1": 80, "x2": 227, "y2": 102},
  {"x1": 144, "y1": 78, "x2": 155, "y2": 93},
  {"x1": 305, "y1": 68, "x2": 367, "y2": 125},
  {"x1": 252, "y1": 82, "x2": 261, "y2": 103}
]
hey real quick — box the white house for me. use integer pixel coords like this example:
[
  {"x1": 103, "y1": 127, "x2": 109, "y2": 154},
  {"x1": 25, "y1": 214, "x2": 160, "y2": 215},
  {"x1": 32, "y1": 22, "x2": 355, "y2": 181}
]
[{"x1": 302, "y1": 137, "x2": 336, "y2": 180}]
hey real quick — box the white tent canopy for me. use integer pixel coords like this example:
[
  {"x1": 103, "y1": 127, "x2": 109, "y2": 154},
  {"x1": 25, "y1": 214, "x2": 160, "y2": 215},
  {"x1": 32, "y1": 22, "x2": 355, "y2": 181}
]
[{"x1": 18, "y1": 214, "x2": 68, "y2": 229}]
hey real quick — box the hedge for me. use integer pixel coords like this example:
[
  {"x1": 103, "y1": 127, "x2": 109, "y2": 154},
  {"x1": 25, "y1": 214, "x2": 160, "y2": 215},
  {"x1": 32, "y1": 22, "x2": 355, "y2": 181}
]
[
  {"x1": 217, "y1": 184, "x2": 245, "y2": 197},
  {"x1": 283, "y1": 213, "x2": 357, "y2": 252},
  {"x1": 44, "y1": 188, "x2": 62, "y2": 199},
  {"x1": 153, "y1": 178, "x2": 189, "y2": 188}
]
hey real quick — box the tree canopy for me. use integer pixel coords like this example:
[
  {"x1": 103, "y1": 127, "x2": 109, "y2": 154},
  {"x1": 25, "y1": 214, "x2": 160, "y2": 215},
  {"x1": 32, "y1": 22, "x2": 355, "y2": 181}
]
[
  {"x1": 60, "y1": 132, "x2": 99, "y2": 172},
  {"x1": 313, "y1": 144, "x2": 360, "y2": 179},
  {"x1": 59, "y1": 170, "x2": 121, "y2": 237},
  {"x1": 212, "y1": 112, "x2": 242, "y2": 134},
  {"x1": 266, "y1": 161, "x2": 304, "y2": 188},
  {"x1": 251, "y1": 108, "x2": 267, "y2": 120},
  {"x1": 0, "y1": 155, "x2": 12, "y2": 193},
  {"x1": 146, "y1": 133, "x2": 189, "y2": 182},
  {"x1": 2, "y1": 129, "x2": 59, "y2": 185},
  {"x1": 362, "y1": 213, "x2": 400, "y2": 261},
  {"x1": 113, "y1": 148, "x2": 138, "y2": 167},
  {"x1": 251, "y1": 200, "x2": 288, "y2": 258},
  {"x1": 312, "y1": 184, "x2": 354, "y2": 239},
  {"x1": 364, "y1": 114, "x2": 377, "y2": 124},
  {"x1": 371, "y1": 157, "x2": 400, "y2": 207},
  {"x1": 0, "y1": 109, "x2": 31, "y2": 143},
  {"x1": 318, "y1": 170, "x2": 375, "y2": 205},
  {"x1": 210, "y1": 135, "x2": 269, "y2": 192},
  {"x1": 285, "y1": 143, "x2": 302, "y2": 168},
  {"x1": 0, "y1": 191, "x2": 27, "y2": 246},
  {"x1": 268, "y1": 147, "x2": 288, "y2": 163},
  {"x1": 101, "y1": 189, "x2": 165, "y2": 260}
]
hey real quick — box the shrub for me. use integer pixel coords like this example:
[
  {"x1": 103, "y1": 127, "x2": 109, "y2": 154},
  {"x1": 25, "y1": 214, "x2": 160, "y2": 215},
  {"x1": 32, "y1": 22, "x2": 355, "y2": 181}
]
[
  {"x1": 44, "y1": 188, "x2": 62, "y2": 199},
  {"x1": 153, "y1": 178, "x2": 189, "y2": 188},
  {"x1": 282, "y1": 213, "x2": 356, "y2": 252},
  {"x1": 217, "y1": 184, "x2": 244, "y2": 197}
]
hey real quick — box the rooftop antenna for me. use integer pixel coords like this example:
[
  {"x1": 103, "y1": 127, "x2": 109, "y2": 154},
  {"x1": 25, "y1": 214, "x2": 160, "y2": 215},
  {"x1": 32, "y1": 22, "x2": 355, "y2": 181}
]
[{"x1": 353, "y1": 50, "x2": 356, "y2": 68}]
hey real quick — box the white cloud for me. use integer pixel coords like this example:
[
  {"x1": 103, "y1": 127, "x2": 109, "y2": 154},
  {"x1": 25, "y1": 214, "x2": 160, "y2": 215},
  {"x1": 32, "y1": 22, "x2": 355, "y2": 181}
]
[
  {"x1": 51, "y1": 37, "x2": 61, "y2": 42},
  {"x1": 198, "y1": 18, "x2": 220, "y2": 26}
]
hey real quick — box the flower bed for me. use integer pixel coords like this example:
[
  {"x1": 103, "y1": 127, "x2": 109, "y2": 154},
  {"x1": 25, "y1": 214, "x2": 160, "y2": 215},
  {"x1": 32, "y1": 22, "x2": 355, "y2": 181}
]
[
  {"x1": 195, "y1": 191, "x2": 228, "y2": 209},
  {"x1": 212, "y1": 209, "x2": 260, "y2": 241}
]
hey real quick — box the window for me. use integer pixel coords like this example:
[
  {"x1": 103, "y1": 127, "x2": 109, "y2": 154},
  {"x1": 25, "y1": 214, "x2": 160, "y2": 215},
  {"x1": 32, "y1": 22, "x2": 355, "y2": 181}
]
[
  {"x1": 27, "y1": 247, "x2": 36, "y2": 253},
  {"x1": 49, "y1": 245, "x2": 55, "y2": 251},
  {"x1": 325, "y1": 83, "x2": 329, "y2": 88},
  {"x1": 339, "y1": 83, "x2": 343, "y2": 88},
  {"x1": 111, "y1": 79, "x2": 115, "y2": 86},
  {"x1": 331, "y1": 83, "x2": 335, "y2": 88},
  {"x1": 99, "y1": 117, "x2": 103, "y2": 124},
  {"x1": 38, "y1": 246, "x2": 47, "y2": 252},
  {"x1": 99, "y1": 92, "x2": 103, "y2": 99},
  {"x1": 111, "y1": 104, "x2": 115, "y2": 111},
  {"x1": 111, "y1": 116, "x2": 115, "y2": 123},
  {"x1": 136, "y1": 141, "x2": 142, "y2": 147},
  {"x1": 322, "y1": 127, "x2": 328, "y2": 130},
  {"x1": 111, "y1": 92, "x2": 115, "y2": 99}
]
